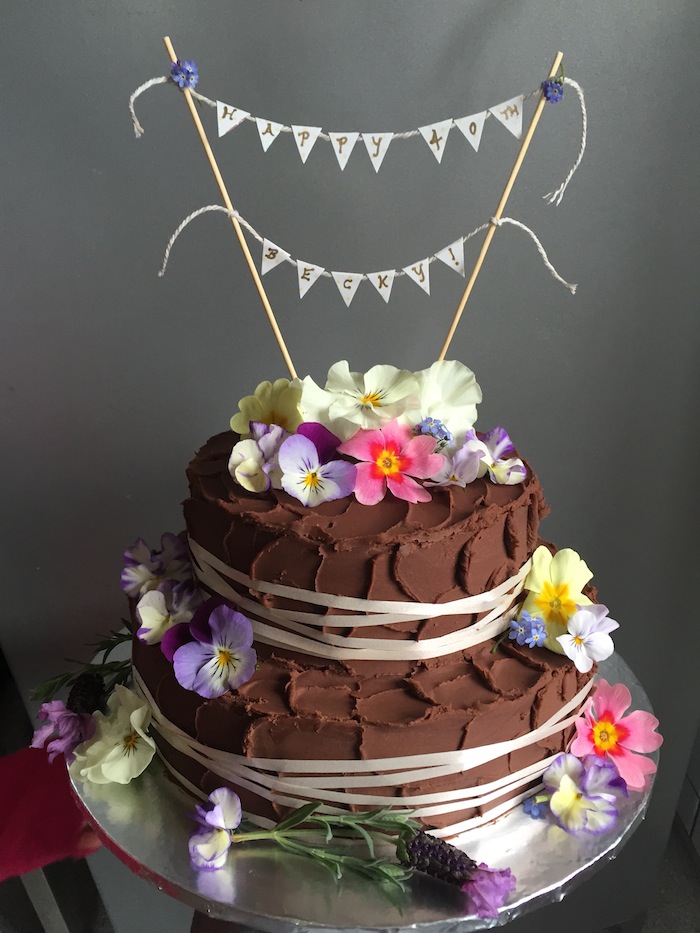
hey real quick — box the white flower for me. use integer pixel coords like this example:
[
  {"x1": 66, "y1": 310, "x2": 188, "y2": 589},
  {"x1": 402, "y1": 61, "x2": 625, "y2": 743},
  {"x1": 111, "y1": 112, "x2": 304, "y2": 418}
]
[
  {"x1": 402, "y1": 360, "x2": 482, "y2": 438},
  {"x1": 557, "y1": 605, "x2": 619, "y2": 673},
  {"x1": 70, "y1": 685, "x2": 156, "y2": 785},
  {"x1": 228, "y1": 423, "x2": 288, "y2": 492},
  {"x1": 136, "y1": 581, "x2": 202, "y2": 645},
  {"x1": 300, "y1": 361, "x2": 418, "y2": 440}
]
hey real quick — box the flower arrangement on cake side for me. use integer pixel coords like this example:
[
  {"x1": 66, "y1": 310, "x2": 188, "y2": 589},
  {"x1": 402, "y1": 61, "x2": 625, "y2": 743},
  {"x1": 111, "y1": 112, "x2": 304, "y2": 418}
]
[{"x1": 30, "y1": 359, "x2": 663, "y2": 919}]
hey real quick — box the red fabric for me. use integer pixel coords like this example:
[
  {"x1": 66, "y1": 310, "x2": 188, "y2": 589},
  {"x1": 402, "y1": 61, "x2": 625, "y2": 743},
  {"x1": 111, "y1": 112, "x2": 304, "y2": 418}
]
[{"x1": 0, "y1": 746, "x2": 101, "y2": 881}]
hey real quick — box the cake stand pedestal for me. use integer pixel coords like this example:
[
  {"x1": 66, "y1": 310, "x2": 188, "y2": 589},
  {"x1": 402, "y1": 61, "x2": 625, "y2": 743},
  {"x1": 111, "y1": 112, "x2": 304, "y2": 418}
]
[{"x1": 71, "y1": 655, "x2": 657, "y2": 933}]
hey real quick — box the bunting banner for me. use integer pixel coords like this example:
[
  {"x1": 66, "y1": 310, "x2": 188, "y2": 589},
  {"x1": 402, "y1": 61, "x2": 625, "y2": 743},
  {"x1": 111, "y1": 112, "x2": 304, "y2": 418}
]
[{"x1": 157, "y1": 205, "x2": 578, "y2": 305}]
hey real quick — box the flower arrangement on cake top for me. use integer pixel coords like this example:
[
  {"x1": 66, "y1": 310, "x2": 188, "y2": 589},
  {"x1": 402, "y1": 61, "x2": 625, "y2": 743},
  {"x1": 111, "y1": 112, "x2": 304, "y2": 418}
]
[{"x1": 227, "y1": 359, "x2": 527, "y2": 506}]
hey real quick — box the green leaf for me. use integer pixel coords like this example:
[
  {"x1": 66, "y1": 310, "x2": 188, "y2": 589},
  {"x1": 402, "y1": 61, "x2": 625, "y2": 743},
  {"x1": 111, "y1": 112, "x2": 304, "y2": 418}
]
[{"x1": 273, "y1": 801, "x2": 321, "y2": 832}]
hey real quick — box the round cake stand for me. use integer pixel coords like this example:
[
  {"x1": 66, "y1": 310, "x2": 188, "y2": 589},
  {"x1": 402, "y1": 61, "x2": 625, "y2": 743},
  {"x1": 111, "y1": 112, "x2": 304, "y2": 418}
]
[{"x1": 72, "y1": 655, "x2": 658, "y2": 933}]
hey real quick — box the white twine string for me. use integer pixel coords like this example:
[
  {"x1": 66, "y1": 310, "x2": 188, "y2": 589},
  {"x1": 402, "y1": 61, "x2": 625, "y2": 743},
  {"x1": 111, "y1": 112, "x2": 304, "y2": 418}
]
[
  {"x1": 133, "y1": 668, "x2": 592, "y2": 838},
  {"x1": 128, "y1": 75, "x2": 539, "y2": 144},
  {"x1": 128, "y1": 76, "x2": 168, "y2": 138},
  {"x1": 190, "y1": 538, "x2": 528, "y2": 661},
  {"x1": 544, "y1": 78, "x2": 587, "y2": 206},
  {"x1": 491, "y1": 217, "x2": 577, "y2": 293},
  {"x1": 158, "y1": 206, "x2": 576, "y2": 295}
]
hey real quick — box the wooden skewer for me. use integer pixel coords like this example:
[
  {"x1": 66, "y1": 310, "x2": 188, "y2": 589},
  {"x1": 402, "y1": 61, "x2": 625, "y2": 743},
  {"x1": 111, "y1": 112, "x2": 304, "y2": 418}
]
[
  {"x1": 163, "y1": 36, "x2": 297, "y2": 380},
  {"x1": 438, "y1": 51, "x2": 565, "y2": 361}
]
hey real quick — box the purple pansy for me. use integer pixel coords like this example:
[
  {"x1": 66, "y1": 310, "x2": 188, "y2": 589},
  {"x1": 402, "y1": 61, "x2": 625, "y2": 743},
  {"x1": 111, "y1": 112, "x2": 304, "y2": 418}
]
[
  {"x1": 31, "y1": 701, "x2": 95, "y2": 764},
  {"x1": 121, "y1": 532, "x2": 192, "y2": 598},
  {"x1": 476, "y1": 427, "x2": 527, "y2": 485},
  {"x1": 189, "y1": 787, "x2": 242, "y2": 871},
  {"x1": 171, "y1": 59, "x2": 199, "y2": 89},
  {"x1": 278, "y1": 423, "x2": 356, "y2": 507},
  {"x1": 426, "y1": 437, "x2": 483, "y2": 487},
  {"x1": 228, "y1": 422, "x2": 289, "y2": 493},
  {"x1": 542, "y1": 753, "x2": 624, "y2": 835},
  {"x1": 461, "y1": 863, "x2": 516, "y2": 919},
  {"x1": 173, "y1": 603, "x2": 257, "y2": 699}
]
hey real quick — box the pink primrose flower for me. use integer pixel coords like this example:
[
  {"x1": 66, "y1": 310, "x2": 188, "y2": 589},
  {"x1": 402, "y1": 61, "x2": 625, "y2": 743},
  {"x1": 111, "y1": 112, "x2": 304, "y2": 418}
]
[
  {"x1": 570, "y1": 678, "x2": 663, "y2": 791},
  {"x1": 338, "y1": 419, "x2": 445, "y2": 506}
]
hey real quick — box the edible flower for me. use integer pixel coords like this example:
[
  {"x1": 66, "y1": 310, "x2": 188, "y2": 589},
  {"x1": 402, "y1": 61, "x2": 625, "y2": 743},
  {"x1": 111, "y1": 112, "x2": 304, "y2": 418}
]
[
  {"x1": 474, "y1": 427, "x2": 527, "y2": 485},
  {"x1": 522, "y1": 794, "x2": 549, "y2": 820},
  {"x1": 300, "y1": 361, "x2": 418, "y2": 440},
  {"x1": 542, "y1": 78, "x2": 564, "y2": 103},
  {"x1": 228, "y1": 422, "x2": 288, "y2": 492},
  {"x1": 189, "y1": 787, "x2": 242, "y2": 871},
  {"x1": 557, "y1": 605, "x2": 619, "y2": 673},
  {"x1": 542, "y1": 753, "x2": 621, "y2": 835},
  {"x1": 120, "y1": 532, "x2": 192, "y2": 598},
  {"x1": 135, "y1": 580, "x2": 203, "y2": 646},
  {"x1": 69, "y1": 685, "x2": 156, "y2": 785},
  {"x1": 339, "y1": 419, "x2": 444, "y2": 505},
  {"x1": 170, "y1": 59, "x2": 199, "y2": 89},
  {"x1": 230, "y1": 378, "x2": 303, "y2": 437},
  {"x1": 520, "y1": 545, "x2": 593, "y2": 651},
  {"x1": 278, "y1": 424, "x2": 356, "y2": 506},
  {"x1": 414, "y1": 417, "x2": 453, "y2": 450},
  {"x1": 31, "y1": 700, "x2": 95, "y2": 764},
  {"x1": 403, "y1": 360, "x2": 482, "y2": 439},
  {"x1": 426, "y1": 438, "x2": 483, "y2": 487},
  {"x1": 461, "y1": 863, "x2": 517, "y2": 920},
  {"x1": 173, "y1": 603, "x2": 257, "y2": 699},
  {"x1": 570, "y1": 679, "x2": 663, "y2": 790}
]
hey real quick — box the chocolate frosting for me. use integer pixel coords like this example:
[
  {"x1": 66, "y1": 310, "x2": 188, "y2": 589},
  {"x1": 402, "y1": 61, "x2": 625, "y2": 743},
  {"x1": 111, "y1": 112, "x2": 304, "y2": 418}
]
[{"x1": 133, "y1": 430, "x2": 595, "y2": 829}]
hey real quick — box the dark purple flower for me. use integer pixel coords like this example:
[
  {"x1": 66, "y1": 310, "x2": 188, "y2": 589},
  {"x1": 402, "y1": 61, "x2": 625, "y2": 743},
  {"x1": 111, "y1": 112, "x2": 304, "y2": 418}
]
[
  {"x1": 31, "y1": 700, "x2": 95, "y2": 764},
  {"x1": 461, "y1": 863, "x2": 517, "y2": 919},
  {"x1": 542, "y1": 79, "x2": 564, "y2": 103},
  {"x1": 296, "y1": 422, "x2": 342, "y2": 464},
  {"x1": 171, "y1": 59, "x2": 199, "y2": 89}
]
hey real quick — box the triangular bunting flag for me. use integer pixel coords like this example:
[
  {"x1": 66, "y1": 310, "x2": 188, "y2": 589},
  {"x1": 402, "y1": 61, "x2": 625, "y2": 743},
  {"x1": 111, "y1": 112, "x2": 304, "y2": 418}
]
[
  {"x1": 403, "y1": 259, "x2": 431, "y2": 295},
  {"x1": 216, "y1": 102, "x2": 250, "y2": 138},
  {"x1": 418, "y1": 120, "x2": 453, "y2": 163},
  {"x1": 454, "y1": 112, "x2": 487, "y2": 152},
  {"x1": 489, "y1": 95, "x2": 524, "y2": 139},
  {"x1": 261, "y1": 239, "x2": 290, "y2": 275},
  {"x1": 255, "y1": 117, "x2": 284, "y2": 152},
  {"x1": 331, "y1": 272, "x2": 364, "y2": 307},
  {"x1": 368, "y1": 269, "x2": 396, "y2": 303},
  {"x1": 291, "y1": 125, "x2": 323, "y2": 164},
  {"x1": 328, "y1": 132, "x2": 359, "y2": 170},
  {"x1": 297, "y1": 262, "x2": 325, "y2": 298},
  {"x1": 362, "y1": 133, "x2": 394, "y2": 172},
  {"x1": 435, "y1": 239, "x2": 466, "y2": 276}
]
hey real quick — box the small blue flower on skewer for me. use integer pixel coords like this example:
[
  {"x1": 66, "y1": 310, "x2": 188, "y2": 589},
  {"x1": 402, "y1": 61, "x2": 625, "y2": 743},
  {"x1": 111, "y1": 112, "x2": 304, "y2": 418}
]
[{"x1": 171, "y1": 59, "x2": 199, "y2": 89}]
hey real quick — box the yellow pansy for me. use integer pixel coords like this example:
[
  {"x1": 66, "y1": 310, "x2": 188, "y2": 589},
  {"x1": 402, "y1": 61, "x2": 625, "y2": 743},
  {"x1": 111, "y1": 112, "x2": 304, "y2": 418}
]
[{"x1": 230, "y1": 378, "x2": 303, "y2": 437}]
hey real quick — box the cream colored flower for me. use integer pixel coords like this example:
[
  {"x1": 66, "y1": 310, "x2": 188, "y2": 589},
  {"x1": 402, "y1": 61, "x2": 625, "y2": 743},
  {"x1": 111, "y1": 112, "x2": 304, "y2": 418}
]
[
  {"x1": 402, "y1": 360, "x2": 482, "y2": 438},
  {"x1": 230, "y1": 378, "x2": 303, "y2": 437},
  {"x1": 70, "y1": 685, "x2": 156, "y2": 785},
  {"x1": 521, "y1": 546, "x2": 593, "y2": 653},
  {"x1": 300, "y1": 361, "x2": 418, "y2": 440}
]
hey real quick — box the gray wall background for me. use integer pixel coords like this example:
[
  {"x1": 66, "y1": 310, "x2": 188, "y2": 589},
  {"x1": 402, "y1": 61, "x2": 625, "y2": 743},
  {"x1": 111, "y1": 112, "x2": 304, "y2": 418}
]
[{"x1": 2, "y1": 2, "x2": 699, "y2": 931}]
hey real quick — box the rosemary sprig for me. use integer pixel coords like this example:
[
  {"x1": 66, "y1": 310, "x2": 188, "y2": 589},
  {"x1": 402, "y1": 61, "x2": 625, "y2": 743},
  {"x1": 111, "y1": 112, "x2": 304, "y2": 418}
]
[{"x1": 228, "y1": 805, "x2": 420, "y2": 889}]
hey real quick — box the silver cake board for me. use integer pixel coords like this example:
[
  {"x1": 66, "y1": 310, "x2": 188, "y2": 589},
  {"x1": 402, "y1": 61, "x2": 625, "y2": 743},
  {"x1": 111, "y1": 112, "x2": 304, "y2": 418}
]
[{"x1": 71, "y1": 655, "x2": 657, "y2": 933}]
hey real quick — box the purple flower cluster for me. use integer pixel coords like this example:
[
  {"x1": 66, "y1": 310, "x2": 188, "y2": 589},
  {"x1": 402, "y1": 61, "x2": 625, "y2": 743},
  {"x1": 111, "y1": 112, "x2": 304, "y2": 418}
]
[
  {"x1": 171, "y1": 59, "x2": 198, "y2": 89},
  {"x1": 121, "y1": 532, "x2": 192, "y2": 598},
  {"x1": 542, "y1": 78, "x2": 564, "y2": 103},
  {"x1": 509, "y1": 611, "x2": 546, "y2": 648},
  {"x1": 32, "y1": 701, "x2": 95, "y2": 764}
]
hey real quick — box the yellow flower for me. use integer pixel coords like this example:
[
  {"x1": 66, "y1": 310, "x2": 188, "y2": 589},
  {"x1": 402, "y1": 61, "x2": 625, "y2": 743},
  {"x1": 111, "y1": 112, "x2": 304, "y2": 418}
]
[
  {"x1": 230, "y1": 378, "x2": 303, "y2": 437},
  {"x1": 521, "y1": 546, "x2": 593, "y2": 652}
]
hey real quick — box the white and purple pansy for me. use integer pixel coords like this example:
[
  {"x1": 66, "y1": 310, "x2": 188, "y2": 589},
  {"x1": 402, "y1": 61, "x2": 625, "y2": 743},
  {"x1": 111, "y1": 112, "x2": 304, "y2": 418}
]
[
  {"x1": 135, "y1": 580, "x2": 203, "y2": 646},
  {"x1": 427, "y1": 435, "x2": 483, "y2": 487},
  {"x1": 557, "y1": 604, "x2": 619, "y2": 673},
  {"x1": 120, "y1": 532, "x2": 192, "y2": 598},
  {"x1": 189, "y1": 787, "x2": 242, "y2": 870},
  {"x1": 542, "y1": 752, "x2": 625, "y2": 836},
  {"x1": 474, "y1": 427, "x2": 527, "y2": 485},
  {"x1": 170, "y1": 602, "x2": 257, "y2": 699},
  {"x1": 228, "y1": 422, "x2": 289, "y2": 493},
  {"x1": 278, "y1": 422, "x2": 356, "y2": 507}
]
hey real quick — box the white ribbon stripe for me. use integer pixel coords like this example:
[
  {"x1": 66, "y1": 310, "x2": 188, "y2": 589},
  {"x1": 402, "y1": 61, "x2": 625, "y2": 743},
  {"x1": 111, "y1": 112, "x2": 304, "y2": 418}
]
[{"x1": 189, "y1": 538, "x2": 531, "y2": 661}]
